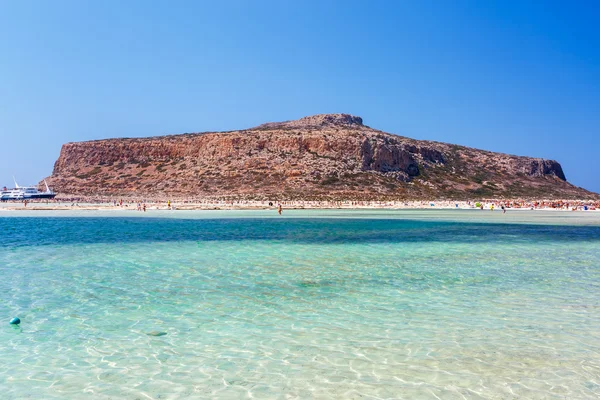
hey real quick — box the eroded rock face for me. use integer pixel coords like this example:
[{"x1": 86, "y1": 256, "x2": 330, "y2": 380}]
[
  {"x1": 46, "y1": 114, "x2": 597, "y2": 199},
  {"x1": 524, "y1": 159, "x2": 566, "y2": 180}
]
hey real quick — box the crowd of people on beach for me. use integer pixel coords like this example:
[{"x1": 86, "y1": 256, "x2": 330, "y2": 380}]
[
  {"x1": 483, "y1": 200, "x2": 597, "y2": 211},
  {"x1": 2, "y1": 196, "x2": 599, "y2": 212}
]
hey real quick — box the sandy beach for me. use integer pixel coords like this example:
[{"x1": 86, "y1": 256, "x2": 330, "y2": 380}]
[{"x1": 1, "y1": 198, "x2": 599, "y2": 212}]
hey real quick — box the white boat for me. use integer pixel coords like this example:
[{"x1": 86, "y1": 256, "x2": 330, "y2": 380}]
[{"x1": 0, "y1": 178, "x2": 56, "y2": 201}]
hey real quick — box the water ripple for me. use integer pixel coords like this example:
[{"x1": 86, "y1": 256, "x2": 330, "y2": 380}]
[{"x1": 0, "y1": 213, "x2": 599, "y2": 398}]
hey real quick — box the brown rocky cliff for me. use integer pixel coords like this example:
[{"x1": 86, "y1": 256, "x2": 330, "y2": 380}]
[{"x1": 47, "y1": 113, "x2": 596, "y2": 199}]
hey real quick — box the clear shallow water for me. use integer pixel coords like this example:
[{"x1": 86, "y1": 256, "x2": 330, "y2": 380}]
[{"x1": 1, "y1": 210, "x2": 599, "y2": 399}]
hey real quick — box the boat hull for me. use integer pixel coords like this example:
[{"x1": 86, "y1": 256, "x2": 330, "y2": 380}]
[
  {"x1": 0, "y1": 193, "x2": 56, "y2": 201},
  {"x1": 26, "y1": 193, "x2": 57, "y2": 199}
]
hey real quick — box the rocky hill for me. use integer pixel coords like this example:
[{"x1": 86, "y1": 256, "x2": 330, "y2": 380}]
[{"x1": 46, "y1": 114, "x2": 598, "y2": 200}]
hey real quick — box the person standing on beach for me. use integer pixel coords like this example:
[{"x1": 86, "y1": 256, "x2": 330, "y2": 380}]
[{"x1": 278, "y1": 203, "x2": 282, "y2": 215}]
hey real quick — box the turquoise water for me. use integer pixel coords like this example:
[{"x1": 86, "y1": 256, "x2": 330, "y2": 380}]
[{"x1": 1, "y1": 210, "x2": 599, "y2": 399}]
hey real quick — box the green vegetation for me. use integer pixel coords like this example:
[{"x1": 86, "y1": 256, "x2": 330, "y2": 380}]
[
  {"x1": 471, "y1": 187, "x2": 495, "y2": 197},
  {"x1": 321, "y1": 175, "x2": 339, "y2": 185},
  {"x1": 307, "y1": 150, "x2": 335, "y2": 160}
]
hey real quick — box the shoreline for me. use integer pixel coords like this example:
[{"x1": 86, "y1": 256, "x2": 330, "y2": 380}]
[{"x1": 1, "y1": 199, "x2": 599, "y2": 212}]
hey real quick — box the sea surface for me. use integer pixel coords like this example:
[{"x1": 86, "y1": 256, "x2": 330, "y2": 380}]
[{"x1": 1, "y1": 209, "x2": 599, "y2": 399}]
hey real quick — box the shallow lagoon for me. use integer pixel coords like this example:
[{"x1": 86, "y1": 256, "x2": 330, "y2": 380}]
[{"x1": 1, "y1": 210, "x2": 599, "y2": 399}]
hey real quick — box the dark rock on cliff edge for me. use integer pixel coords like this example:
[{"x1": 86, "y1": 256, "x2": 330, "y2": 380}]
[{"x1": 46, "y1": 113, "x2": 598, "y2": 200}]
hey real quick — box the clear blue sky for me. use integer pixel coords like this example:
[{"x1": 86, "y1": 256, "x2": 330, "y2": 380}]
[{"x1": 1, "y1": 0, "x2": 599, "y2": 193}]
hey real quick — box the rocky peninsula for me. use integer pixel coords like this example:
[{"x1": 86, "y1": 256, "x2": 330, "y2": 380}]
[{"x1": 45, "y1": 113, "x2": 598, "y2": 201}]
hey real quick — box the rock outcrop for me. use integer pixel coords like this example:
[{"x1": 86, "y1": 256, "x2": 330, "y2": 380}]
[{"x1": 46, "y1": 113, "x2": 597, "y2": 200}]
